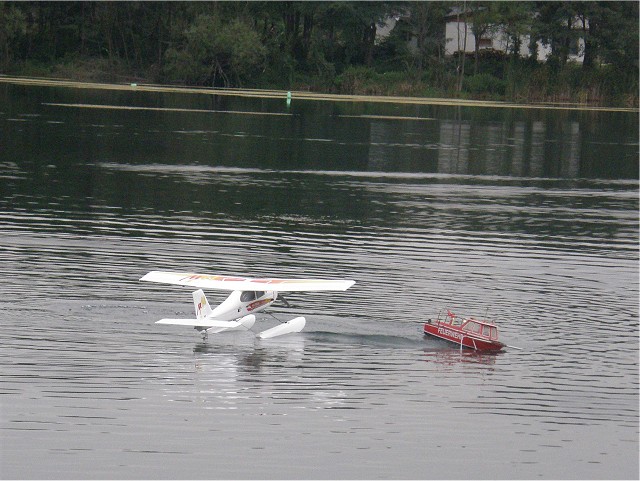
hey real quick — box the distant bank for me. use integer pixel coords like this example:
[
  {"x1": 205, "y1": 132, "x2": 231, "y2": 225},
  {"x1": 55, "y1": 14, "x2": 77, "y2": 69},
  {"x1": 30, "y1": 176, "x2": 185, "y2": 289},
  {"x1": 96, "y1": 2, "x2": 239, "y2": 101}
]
[{"x1": 1, "y1": 75, "x2": 637, "y2": 113}]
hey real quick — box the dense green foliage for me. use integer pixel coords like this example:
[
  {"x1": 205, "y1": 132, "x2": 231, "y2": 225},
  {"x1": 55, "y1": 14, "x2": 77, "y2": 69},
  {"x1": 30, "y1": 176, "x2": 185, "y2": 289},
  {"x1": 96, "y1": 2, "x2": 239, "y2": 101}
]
[{"x1": 1, "y1": 1, "x2": 637, "y2": 106}]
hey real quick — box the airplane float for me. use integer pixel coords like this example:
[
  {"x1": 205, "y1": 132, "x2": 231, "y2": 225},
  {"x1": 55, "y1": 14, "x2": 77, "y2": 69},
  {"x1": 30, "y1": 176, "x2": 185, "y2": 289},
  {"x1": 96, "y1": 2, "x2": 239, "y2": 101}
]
[{"x1": 140, "y1": 271, "x2": 355, "y2": 339}]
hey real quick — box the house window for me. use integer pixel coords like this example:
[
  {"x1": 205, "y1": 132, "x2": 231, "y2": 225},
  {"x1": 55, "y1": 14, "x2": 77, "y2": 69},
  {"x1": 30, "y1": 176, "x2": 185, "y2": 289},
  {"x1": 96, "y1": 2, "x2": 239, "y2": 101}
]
[
  {"x1": 478, "y1": 38, "x2": 492, "y2": 49},
  {"x1": 569, "y1": 37, "x2": 582, "y2": 56}
]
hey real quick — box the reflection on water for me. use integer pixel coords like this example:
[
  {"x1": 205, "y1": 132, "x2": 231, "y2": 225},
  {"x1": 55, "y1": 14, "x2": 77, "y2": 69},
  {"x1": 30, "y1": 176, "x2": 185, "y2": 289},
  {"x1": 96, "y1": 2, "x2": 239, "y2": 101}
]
[
  {"x1": 0, "y1": 83, "x2": 637, "y2": 479},
  {"x1": 1, "y1": 83, "x2": 638, "y2": 179}
]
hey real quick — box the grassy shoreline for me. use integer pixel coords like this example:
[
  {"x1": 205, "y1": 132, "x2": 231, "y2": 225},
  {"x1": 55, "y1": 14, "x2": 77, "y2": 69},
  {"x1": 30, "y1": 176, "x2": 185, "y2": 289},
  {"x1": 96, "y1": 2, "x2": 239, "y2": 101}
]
[{"x1": 1, "y1": 74, "x2": 637, "y2": 113}]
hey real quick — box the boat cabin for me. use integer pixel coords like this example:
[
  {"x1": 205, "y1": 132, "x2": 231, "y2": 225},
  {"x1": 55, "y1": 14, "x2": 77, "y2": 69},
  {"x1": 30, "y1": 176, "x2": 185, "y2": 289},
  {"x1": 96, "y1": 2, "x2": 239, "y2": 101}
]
[
  {"x1": 461, "y1": 319, "x2": 498, "y2": 340},
  {"x1": 437, "y1": 311, "x2": 499, "y2": 341}
]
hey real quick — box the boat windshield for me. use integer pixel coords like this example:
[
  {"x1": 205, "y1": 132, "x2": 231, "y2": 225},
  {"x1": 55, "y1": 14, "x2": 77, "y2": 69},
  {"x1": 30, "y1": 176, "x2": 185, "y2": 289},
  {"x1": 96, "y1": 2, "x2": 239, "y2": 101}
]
[{"x1": 463, "y1": 321, "x2": 482, "y2": 334}]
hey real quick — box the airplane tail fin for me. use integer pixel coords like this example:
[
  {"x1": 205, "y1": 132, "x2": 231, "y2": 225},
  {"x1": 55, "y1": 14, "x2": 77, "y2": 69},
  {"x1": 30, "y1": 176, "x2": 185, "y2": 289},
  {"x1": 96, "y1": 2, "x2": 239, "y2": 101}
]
[{"x1": 192, "y1": 289, "x2": 213, "y2": 320}]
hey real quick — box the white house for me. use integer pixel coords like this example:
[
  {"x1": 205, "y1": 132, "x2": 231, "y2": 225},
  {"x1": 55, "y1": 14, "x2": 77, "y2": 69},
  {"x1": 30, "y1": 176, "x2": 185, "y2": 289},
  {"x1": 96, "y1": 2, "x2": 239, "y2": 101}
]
[{"x1": 444, "y1": 7, "x2": 585, "y2": 63}]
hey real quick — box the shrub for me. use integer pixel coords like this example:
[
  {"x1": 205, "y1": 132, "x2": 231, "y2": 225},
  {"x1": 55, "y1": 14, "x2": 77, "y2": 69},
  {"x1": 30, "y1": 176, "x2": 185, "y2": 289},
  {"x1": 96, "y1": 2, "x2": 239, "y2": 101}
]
[
  {"x1": 162, "y1": 16, "x2": 265, "y2": 87},
  {"x1": 464, "y1": 73, "x2": 506, "y2": 96},
  {"x1": 334, "y1": 66, "x2": 379, "y2": 95}
]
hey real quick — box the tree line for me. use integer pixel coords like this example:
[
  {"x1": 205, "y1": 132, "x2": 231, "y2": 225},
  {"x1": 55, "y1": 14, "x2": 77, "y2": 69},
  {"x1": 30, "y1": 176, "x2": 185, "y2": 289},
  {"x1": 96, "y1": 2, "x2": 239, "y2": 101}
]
[{"x1": 1, "y1": 1, "x2": 637, "y2": 106}]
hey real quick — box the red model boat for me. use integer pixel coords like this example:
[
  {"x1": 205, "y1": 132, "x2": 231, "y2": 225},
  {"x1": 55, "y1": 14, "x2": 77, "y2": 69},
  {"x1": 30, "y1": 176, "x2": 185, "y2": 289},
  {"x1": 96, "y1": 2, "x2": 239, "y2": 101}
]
[{"x1": 424, "y1": 310, "x2": 505, "y2": 352}]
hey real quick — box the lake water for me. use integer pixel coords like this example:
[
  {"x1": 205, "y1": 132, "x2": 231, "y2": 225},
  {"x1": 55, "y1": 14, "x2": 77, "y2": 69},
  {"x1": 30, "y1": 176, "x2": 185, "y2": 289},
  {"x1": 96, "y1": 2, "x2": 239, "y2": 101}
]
[{"x1": 0, "y1": 80, "x2": 638, "y2": 479}]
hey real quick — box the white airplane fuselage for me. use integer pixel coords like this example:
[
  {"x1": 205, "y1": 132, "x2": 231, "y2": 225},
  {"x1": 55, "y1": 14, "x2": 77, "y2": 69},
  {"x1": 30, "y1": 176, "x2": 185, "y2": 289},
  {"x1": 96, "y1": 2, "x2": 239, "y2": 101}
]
[{"x1": 209, "y1": 290, "x2": 277, "y2": 322}]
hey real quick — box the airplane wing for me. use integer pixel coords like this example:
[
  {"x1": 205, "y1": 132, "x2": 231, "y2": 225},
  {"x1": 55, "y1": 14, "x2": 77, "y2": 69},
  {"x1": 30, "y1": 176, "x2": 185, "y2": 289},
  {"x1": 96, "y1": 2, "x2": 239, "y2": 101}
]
[
  {"x1": 155, "y1": 318, "x2": 248, "y2": 328},
  {"x1": 140, "y1": 270, "x2": 355, "y2": 292}
]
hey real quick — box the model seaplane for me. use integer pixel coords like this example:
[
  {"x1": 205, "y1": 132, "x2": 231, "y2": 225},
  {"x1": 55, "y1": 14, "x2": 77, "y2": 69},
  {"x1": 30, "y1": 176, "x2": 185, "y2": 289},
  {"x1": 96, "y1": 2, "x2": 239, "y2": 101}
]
[{"x1": 140, "y1": 271, "x2": 355, "y2": 339}]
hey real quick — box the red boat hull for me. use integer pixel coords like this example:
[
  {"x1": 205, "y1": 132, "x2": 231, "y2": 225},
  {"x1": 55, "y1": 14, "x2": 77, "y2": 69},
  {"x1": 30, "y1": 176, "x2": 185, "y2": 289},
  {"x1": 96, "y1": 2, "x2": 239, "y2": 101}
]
[{"x1": 424, "y1": 323, "x2": 505, "y2": 352}]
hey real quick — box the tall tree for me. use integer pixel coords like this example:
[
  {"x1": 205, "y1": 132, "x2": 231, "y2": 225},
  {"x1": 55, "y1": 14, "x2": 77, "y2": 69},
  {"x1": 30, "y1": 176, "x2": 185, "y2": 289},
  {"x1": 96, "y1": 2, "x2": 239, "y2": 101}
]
[
  {"x1": 495, "y1": 1, "x2": 534, "y2": 59},
  {"x1": 454, "y1": 1, "x2": 469, "y2": 92},
  {"x1": 407, "y1": 1, "x2": 448, "y2": 73},
  {"x1": 0, "y1": 2, "x2": 26, "y2": 69},
  {"x1": 535, "y1": 1, "x2": 578, "y2": 66},
  {"x1": 588, "y1": 1, "x2": 639, "y2": 68},
  {"x1": 468, "y1": 2, "x2": 499, "y2": 74}
]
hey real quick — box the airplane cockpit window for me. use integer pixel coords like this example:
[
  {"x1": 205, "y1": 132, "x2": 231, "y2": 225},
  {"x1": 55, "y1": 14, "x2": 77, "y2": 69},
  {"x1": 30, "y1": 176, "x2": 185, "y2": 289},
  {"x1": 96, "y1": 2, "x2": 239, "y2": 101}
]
[
  {"x1": 241, "y1": 291, "x2": 266, "y2": 302},
  {"x1": 240, "y1": 291, "x2": 256, "y2": 302}
]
